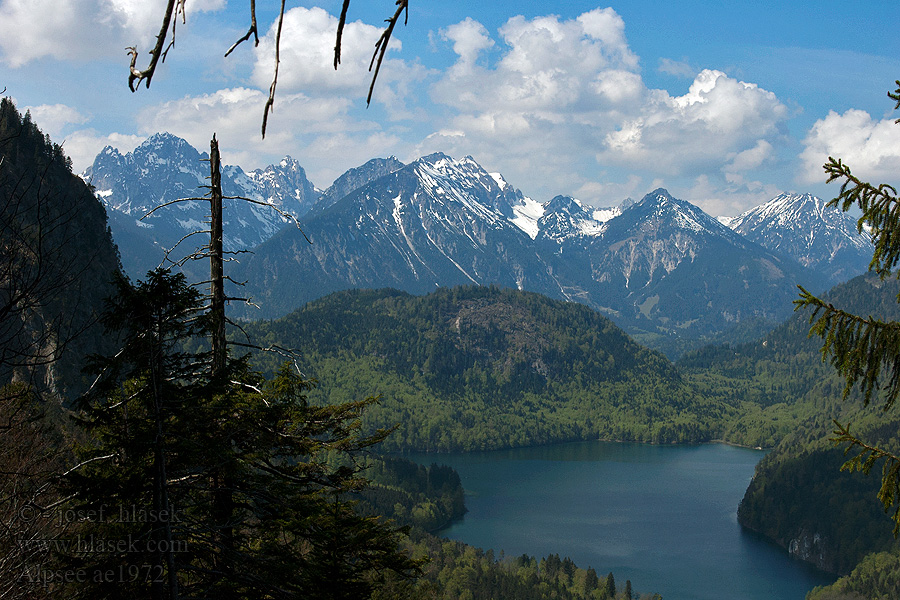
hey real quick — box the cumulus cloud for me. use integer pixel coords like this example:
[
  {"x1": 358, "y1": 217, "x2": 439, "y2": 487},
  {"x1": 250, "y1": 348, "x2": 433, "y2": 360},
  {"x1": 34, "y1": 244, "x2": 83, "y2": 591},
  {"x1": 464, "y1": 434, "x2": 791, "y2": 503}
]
[
  {"x1": 134, "y1": 87, "x2": 404, "y2": 187},
  {"x1": 250, "y1": 5, "x2": 425, "y2": 114},
  {"x1": 799, "y1": 109, "x2": 900, "y2": 185},
  {"x1": 724, "y1": 140, "x2": 774, "y2": 174},
  {"x1": 598, "y1": 70, "x2": 787, "y2": 175},
  {"x1": 427, "y1": 9, "x2": 789, "y2": 207},
  {"x1": 432, "y1": 8, "x2": 640, "y2": 114},
  {"x1": 687, "y1": 173, "x2": 783, "y2": 218},
  {"x1": 62, "y1": 129, "x2": 146, "y2": 173},
  {"x1": 22, "y1": 103, "x2": 89, "y2": 138},
  {"x1": 0, "y1": 0, "x2": 224, "y2": 66},
  {"x1": 441, "y1": 18, "x2": 494, "y2": 66},
  {"x1": 137, "y1": 87, "x2": 352, "y2": 153}
]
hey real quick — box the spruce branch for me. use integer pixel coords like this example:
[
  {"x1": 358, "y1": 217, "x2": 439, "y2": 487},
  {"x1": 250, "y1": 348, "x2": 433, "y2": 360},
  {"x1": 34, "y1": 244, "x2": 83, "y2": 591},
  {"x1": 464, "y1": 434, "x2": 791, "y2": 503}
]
[
  {"x1": 823, "y1": 158, "x2": 900, "y2": 278},
  {"x1": 833, "y1": 420, "x2": 900, "y2": 535},
  {"x1": 889, "y1": 80, "x2": 900, "y2": 123},
  {"x1": 796, "y1": 286, "x2": 900, "y2": 410}
]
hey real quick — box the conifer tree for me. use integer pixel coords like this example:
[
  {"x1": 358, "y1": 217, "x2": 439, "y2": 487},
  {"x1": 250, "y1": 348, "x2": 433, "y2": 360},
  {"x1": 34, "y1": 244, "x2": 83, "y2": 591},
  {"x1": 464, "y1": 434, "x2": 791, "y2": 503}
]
[
  {"x1": 583, "y1": 566, "x2": 599, "y2": 597},
  {"x1": 623, "y1": 578, "x2": 633, "y2": 600},
  {"x1": 795, "y1": 80, "x2": 900, "y2": 535},
  {"x1": 603, "y1": 572, "x2": 616, "y2": 599},
  {"x1": 64, "y1": 268, "x2": 420, "y2": 598}
]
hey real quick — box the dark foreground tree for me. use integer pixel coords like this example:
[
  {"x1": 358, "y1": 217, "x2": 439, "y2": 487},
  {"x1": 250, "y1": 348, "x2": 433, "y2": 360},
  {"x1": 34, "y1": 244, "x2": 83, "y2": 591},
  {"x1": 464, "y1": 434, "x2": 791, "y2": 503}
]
[
  {"x1": 796, "y1": 80, "x2": 900, "y2": 535},
  {"x1": 62, "y1": 268, "x2": 419, "y2": 599},
  {"x1": 0, "y1": 97, "x2": 120, "y2": 396}
]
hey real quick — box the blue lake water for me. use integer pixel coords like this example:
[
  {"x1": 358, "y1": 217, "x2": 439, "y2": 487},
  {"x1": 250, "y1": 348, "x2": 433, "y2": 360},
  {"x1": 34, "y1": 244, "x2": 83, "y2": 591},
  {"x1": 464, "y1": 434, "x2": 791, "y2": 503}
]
[{"x1": 407, "y1": 441, "x2": 835, "y2": 600}]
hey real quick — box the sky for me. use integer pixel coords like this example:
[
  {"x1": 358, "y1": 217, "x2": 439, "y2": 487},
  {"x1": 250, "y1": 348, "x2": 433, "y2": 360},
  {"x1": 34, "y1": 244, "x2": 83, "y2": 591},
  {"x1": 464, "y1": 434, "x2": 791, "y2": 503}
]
[{"x1": 2, "y1": 0, "x2": 900, "y2": 216}]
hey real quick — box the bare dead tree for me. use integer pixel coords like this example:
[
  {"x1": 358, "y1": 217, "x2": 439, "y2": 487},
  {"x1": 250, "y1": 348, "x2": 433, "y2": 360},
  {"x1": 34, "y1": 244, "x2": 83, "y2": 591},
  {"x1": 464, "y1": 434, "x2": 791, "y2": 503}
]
[
  {"x1": 127, "y1": 0, "x2": 409, "y2": 138},
  {"x1": 140, "y1": 134, "x2": 307, "y2": 366}
]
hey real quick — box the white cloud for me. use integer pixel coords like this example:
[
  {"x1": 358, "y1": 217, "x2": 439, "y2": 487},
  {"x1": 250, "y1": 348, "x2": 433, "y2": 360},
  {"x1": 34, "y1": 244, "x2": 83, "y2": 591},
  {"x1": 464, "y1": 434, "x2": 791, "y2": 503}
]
[
  {"x1": 658, "y1": 58, "x2": 694, "y2": 78},
  {"x1": 724, "y1": 139, "x2": 774, "y2": 174},
  {"x1": 137, "y1": 87, "x2": 353, "y2": 155},
  {"x1": 441, "y1": 18, "x2": 494, "y2": 66},
  {"x1": 251, "y1": 7, "x2": 423, "y2": 102},
  {"x1": 0, "y1": 0, "x2": 224, "y2": 66},
  {"x1": 133, "y1": 87, "x2": 404, "y2": 187},
  {"x1": 62, "y1": 129, "x2": 146, "y2": 173},
  {"x1": 433, "y1": 8, "x2": 640, "y2": 113},
  {"x1": 686, "y1": 173, "x2": 783, "y2": 218},
  {"x1": 598, "y1": 70, "x2": 788, "y2": 175},
  {"x1": 799, "y1": 109, "x2": 900, "y2": 185},
  {"x1": 573, "y1": 175, "x2": 645, "y2": 207},
  {"x1": 427, "y1": 9, "x2": 789, "y2": 207},
  {"x1": 22, "y1": 103, "x2": 89, "y2": 138}
]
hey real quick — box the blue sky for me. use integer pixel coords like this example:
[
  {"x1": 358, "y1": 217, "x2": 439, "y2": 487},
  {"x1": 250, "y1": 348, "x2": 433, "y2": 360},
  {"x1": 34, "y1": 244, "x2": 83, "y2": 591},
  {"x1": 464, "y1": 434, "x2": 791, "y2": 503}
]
[{"x1": 2, "y1": 0, "x2": 900, "y2": 215}]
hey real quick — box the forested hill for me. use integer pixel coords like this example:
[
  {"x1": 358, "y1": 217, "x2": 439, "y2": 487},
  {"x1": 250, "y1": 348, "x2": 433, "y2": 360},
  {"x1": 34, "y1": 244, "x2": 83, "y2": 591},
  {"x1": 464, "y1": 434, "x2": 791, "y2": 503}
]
[
  {"x1": 676, "y1": 273, "x2": 900, "y2": 447},
  {"x1": 0, "y1": 98, "x2": 121, "y2": 398},
  {"x1": 244, "y1": 286, "x2": 731, "y2": 451},
  {"x1": 674, "y1": 273, "x2": 900, "y2": 576}
]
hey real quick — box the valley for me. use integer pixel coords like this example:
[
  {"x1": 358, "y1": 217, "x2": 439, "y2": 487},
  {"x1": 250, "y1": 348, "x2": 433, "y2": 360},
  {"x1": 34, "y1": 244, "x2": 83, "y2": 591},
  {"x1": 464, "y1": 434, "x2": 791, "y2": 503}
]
[
  {"x1": 87, "y1": 134, "x2": 871, "y2": 358},
  {"x1": 2, "y1": 106, "x2": 898, "y2": 599},
  {"x1": 86, "y1": 133, "x2": 899, "y2": 595}
]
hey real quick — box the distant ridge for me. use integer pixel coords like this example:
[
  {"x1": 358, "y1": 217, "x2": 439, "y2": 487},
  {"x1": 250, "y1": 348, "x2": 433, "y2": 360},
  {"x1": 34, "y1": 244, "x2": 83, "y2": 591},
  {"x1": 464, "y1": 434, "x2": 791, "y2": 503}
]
[{"x1": 87, "y1": 135, "x2": 865, "y2": 354}]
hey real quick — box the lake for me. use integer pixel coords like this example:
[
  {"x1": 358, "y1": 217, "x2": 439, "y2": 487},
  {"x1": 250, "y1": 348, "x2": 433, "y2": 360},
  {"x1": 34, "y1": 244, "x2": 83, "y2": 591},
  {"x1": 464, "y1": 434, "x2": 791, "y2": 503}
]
[{"x1": 407, "y1": 441, "x2": 835, "y2": 600}]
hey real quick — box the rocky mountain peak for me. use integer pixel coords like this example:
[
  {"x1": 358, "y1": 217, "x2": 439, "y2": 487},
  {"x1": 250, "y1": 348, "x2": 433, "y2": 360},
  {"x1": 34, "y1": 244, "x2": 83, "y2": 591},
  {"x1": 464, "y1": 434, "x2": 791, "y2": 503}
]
[{"x1": 724, "y1": 192, "x2": 872, "y2": 284}]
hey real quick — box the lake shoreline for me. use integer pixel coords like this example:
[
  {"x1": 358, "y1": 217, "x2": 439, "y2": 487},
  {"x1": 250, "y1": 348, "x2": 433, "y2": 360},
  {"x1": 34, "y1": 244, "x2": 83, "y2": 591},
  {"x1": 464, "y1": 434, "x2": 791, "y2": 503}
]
[{"x1": 407, "y1": 441, "x2": 834, "y2": 600}]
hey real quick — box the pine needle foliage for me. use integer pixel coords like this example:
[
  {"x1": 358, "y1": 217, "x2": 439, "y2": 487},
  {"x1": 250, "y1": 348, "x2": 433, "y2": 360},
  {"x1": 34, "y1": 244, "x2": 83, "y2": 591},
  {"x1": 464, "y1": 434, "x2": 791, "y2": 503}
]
[
  {"x1": 65, "y1": 269, "x2": 421, "y2": 598},
  {"x1": 794, "y1": 81, "x2": 900, "y2": 536}
]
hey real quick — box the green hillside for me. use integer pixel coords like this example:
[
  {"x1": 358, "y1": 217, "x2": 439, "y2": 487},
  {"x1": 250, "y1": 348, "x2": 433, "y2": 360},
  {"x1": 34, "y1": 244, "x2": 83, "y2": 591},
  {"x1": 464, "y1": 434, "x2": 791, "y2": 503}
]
[
  {"x1": 676, "y1": 274, "x2": 900, "y2": 576},
  {"x1": 243, "y1": 286, "x2": 734, "y2": 451}
]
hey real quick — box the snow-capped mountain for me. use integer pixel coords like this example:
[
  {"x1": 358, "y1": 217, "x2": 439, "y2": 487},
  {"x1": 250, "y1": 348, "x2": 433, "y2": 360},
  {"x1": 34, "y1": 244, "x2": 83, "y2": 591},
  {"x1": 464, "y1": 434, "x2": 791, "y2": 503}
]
[
  {"x1": 85, "y1": 135, "x2": 862, "y2": 352},
  {"x1": 314, "y1": 157, "x2": 404, "y2": 213},
  {"x1": 83, "y1": 133, "x2": 318, "y2": 275},
  {"x1": 234, "y1": 160, "x2": 819, "y2": 346},
  {"x1": 234, "y1": 153, "x2": 567, "y2": 318},
  {"x1": 583, "y1": 189, "x2": 820, "y2": 336},
  {"x1": 722, "y1": 193, "x2": 872, "y2": 285},
  {"x1": 532, "y1": 195, "x2": 618, "y2": 243}
]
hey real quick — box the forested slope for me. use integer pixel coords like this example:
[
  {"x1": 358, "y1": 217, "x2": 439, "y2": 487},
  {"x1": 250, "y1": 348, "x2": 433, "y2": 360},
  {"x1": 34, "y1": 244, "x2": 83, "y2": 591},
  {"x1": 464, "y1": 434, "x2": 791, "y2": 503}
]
[
  {"x1": 676, "y1": 274, "x2": 900, "y2": 575},
  {"x1": 0, "y1": 98, "x2": 121, "y2": 399},
  {"x1": 244, "y1": 286, "x2": 734, "y2": 451}
]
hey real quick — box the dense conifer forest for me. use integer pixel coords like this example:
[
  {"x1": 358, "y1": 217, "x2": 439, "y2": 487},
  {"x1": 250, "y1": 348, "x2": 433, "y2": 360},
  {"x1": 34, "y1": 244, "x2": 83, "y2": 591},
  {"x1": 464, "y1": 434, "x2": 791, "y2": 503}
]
[{"x1": 242, "y1": 286, "x2": 732, "y2": 451}]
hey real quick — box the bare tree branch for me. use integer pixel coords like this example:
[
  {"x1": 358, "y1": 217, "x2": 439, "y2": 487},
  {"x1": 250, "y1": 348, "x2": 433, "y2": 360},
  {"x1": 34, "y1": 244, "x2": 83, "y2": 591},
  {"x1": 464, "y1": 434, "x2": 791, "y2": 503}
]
[
  {"x1": 140, "y1": 195, "x2": 207, "y2": 219},
  {"x1": 129, "y1": 1, "x2": 409, "y2": 134},
  {"x1": 262, "y1": 0, "x2": 287, "y2": 139},
  {"x1": 367, "y1": 0, "x2": 408, "y2": 105},
  {"x1": 127, "y1": 0, "x2": 185, "y2": 92},
  {"x1": 334, "y1": 0, "x2": 352, "y2": 69},
  {"x1": 225, "y1": 0, "x2": 260, "y2": 57}
]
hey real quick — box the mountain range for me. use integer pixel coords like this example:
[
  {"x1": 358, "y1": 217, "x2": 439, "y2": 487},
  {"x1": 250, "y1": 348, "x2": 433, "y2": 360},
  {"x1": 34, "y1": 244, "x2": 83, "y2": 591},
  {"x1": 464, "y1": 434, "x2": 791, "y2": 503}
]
[
  {"x1": 83, "y1": 133, "x2": 318, "y2": 275},
  {"x1": 85, "y1": 134, "x2": 873, "y2": 354}
]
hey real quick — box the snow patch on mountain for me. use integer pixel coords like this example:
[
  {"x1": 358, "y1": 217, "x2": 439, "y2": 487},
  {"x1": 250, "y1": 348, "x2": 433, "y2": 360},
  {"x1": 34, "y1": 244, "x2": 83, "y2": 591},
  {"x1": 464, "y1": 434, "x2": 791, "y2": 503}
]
[
  {"x1": 510, "y1": 195, "x2": 545, "y2": 239},
  {"x1": 724, "y1": 192, "x2": 872, "y2": 284}
]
